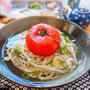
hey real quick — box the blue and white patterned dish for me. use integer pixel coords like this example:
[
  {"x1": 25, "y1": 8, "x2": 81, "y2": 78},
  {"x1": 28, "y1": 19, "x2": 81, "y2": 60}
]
[{"x1": 69, "y1": 8, "x2": 90, "y2": 29}]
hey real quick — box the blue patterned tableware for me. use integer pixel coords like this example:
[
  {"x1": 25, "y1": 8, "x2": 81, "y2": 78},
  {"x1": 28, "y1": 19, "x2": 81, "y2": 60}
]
[{"x1": 69, "y1": 8, "x2": 90, "y2": 29}]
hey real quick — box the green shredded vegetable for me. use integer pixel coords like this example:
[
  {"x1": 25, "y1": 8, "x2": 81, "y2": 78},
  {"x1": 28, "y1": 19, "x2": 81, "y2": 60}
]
[
  {"x1": 32, "y1": 68, "x2": 39, "y2": 78},
  {"x1": 59, "y1": 48, "x2": 63, "y2": 54},
  {"x1": 24, "y1": 46, "x2": 29, "y2": 52},
  {"x1": 62, "y1": 33, "x2": 70, "y2": 43},
  {"x1": 61, "y1": 60, "x2": 68, "y2": 69},
  {"x1": 61, "y1": 45, "x2": 67, "y2": 49},
  {"x1": 75, "y1": 64, "x2": 78, "y2": 67},
  {"x1": 29, "y1": 2, "x2": 42, "y2": 9},
  {"x1": 16, "y1": 60, "x2": 21, "y2": 66},
  {"x1": 24, "y1": 58, "x2": 27, "y2": 61},
  {"x1": 4, "y1": 57, "x2": 10, "y2": 61},
  {"x1": 53, "y1": 59, "x2": 61, "y2": 67},
  {"x1": 59, "y1": 45, "x2": 70, "y2": 55},
  {"x1": 13, "y1": 47, "x2": 21, "y2": 57},
  {"x1": 37, "y1": 63, "x2": 41, "y2": 65},
  {"x1": 16, "y1": 43, "x2": 21, "y2": 48},
  {"x1": 63, "y1": 64, "x2": 68, "y2": 69},
  {"x1": 61, "y1": 60, "x2": 66, "y2": 64},
  {"x1": 46, "y1": 61, "x2": 53, "y2": 67},
  {"x1": 26, "y1": 30, "x2": 29, "y2": 32},
  {"x1": 64, "y1": 49, "x2": 70, "y2": 55},
  {"x1": 21, "y1": 72, "x2": 29, "y2": 80},
  {"x1": 47, "y1": 59, "x2": 61, "y2": 67},
  {"x1": 62, "y1": 33, "x2": 67, "y2": 37},
  {"x1": 57, "y1": 40, "x2": 60, "y2": 43},
  {"x1": 65, "y1": 37, "x2": 70, "y2": 43}
]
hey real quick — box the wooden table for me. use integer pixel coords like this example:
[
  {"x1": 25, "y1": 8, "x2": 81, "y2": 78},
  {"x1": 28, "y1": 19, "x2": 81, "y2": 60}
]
[{"x1": 86, "y1": 25, "x2": 90, "y2": 35}]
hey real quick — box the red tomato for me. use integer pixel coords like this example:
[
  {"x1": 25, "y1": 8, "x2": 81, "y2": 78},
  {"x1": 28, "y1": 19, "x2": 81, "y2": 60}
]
[{"x1": 26, "y1": 23, "x2": 61, "y2": 56}]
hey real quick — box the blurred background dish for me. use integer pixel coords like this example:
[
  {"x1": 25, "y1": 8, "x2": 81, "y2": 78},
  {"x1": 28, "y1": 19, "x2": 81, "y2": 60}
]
[
  {"x1": 28, "y1": 0, "x2": 43, "y2": 9},
  {"x1": 69, "y1": 8, "x2": 90, "y2": 29},
  {"x1": 45, "y1": 0, "x2": 63, "y2": 10},
  {"x1": 0, "y1": 13, "x2": 15, "y2": 24},
  {"x1": 29, "y1": 2, "x2": 43, "y2": 9},
  {"x1": 0, "y1": 0, "x2": 90, "y2": 33}
]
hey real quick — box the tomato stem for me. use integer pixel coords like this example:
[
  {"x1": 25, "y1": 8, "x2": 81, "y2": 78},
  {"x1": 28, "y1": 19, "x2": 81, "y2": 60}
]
[{"x1": 38, "y1": 26, "x2": 48, "y2": 36}]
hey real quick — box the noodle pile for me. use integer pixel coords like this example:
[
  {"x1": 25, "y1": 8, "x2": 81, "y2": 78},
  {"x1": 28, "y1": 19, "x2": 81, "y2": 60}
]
[{"x1": 5, "y1": 30, "x2": 78, "y2": 81}]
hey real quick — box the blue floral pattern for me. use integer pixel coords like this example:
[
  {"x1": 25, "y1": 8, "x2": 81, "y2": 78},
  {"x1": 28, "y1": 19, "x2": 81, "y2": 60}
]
[{"x1": 69, "y1": 8, "x2": 90, "y2": 29}]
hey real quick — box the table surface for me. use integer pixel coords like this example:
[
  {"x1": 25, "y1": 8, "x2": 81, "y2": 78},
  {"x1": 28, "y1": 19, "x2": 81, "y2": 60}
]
[{"x1": 86, "y1": 25, "x2": 90, "y2": 35}]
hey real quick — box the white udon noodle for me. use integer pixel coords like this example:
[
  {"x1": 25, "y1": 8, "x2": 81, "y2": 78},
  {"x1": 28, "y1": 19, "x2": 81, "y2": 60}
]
[{"x1": 5, "y1": 30, "x2": 78, "y2": 81}]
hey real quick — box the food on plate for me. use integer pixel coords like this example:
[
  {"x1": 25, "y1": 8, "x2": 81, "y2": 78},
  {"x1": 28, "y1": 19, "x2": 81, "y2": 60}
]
[
  {"x1": 29, "y1": 2, "x2": 43, "y2": 9},
  {"x1": 46, "y1": 2, "x2": 57, "y2": 9},
  {"x1": 5, "y1": 23, "x2": 79, "y2": 81},
  {"x1": 0, "y1": 14, "x2": 15, "y2": 24},
  {"x1": 1, "y1": 17, "x2": 14, "y2": 24}
]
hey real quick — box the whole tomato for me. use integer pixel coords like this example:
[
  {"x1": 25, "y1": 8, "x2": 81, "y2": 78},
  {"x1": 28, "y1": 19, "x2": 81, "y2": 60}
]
[{"x1": 26, "y1": 23, "x2": 61, "y2": 56}]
